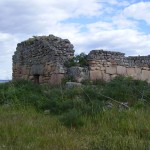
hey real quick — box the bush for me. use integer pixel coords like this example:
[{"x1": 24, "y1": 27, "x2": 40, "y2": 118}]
[
  {"x1": 64, "y1": 52, "x2": 88, "y2": 67},
  {"x1": 0, "y1": 80, "x2": 44, "y2": 109},
  {"x1": 103, "y1": 76, "x2": 150, "y2": 105}
]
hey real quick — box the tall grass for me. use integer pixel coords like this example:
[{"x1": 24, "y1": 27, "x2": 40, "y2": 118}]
[
  {"x1": 0, "y1": 107, "x2": 150, "y2": 149},
  {"x1": 0, "y1": 76, "x2": 150, "y2": 149}
]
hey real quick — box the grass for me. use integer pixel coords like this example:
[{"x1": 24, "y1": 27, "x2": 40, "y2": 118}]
[
  {"x1": 0, "y1": 107, "x2": 150, "y2": 150},
  {"x1": 0, "y1": 76, "x2": 150, "y2": 149}
]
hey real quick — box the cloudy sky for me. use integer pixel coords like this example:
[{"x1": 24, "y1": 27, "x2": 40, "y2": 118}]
[{"x1": 0, "y1": 0, "x2": 150, "y2": 79}]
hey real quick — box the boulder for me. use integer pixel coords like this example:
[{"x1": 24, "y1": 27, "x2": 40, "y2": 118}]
[{"x1": 67, "y1": 66, "x2": 89, "y2": 82}]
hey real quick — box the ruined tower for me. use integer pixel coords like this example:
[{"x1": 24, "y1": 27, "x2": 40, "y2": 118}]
[{"x1": 12, "y1": 35, "x2": 74, "y2": 84}]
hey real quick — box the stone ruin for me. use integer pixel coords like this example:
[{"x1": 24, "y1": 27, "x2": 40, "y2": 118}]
[
  {"x1": 12, "y1": 35, "x2": 74, "y2": 84},
  {"x1": 12, "y1": 35, "x2": 150, "y2": 84},
  {"x1": 87, "y1": 50, "x2": 150, "y2": 83}
]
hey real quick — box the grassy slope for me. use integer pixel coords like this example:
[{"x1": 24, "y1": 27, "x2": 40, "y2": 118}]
[{"x1": 0, "y1": 77, "x2": 150, "y2": 150}]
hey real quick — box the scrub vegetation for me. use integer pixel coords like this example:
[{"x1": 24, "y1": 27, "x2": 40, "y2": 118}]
[{"x1": 0, "y1": 76, "x2": 150, "y2": 150}]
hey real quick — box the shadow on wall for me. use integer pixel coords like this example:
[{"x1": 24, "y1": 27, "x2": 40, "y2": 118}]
[{"x1": 33, "y1": 74, "x2": 40, "y2": 84}]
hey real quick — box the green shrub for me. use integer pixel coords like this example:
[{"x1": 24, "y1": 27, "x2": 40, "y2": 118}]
[
  {"x1": 0, "y1": 80, "x2": 44, "y2": 109},
  {"x1": 64, "y1": 52, "x2": 88, "y2": 67},
  {"x1": 103, "y1": 76, "x2": 150, "y2": 105},
  {"x1": 75, "y1": 52, "x2": 88, "y2": 67},
  {"x1": 1, "y1": 77, "x2": 150, "y2": 129},
  {"x1": 59, "y1": 109, "x2": 84, "y2": 128},
  {"x1": 133, "y1": 100, "x2": 145, "y2": 110}
]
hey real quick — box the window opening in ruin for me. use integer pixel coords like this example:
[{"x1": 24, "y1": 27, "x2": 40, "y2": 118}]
[{"x1": 34, "y1": 74, "x2": 40, "y2": 84}]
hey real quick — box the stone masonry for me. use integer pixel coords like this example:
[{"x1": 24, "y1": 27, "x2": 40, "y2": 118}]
[
  {"x1": 12, "y1": 35, "x2": 150, "y2": 84},
  {"x1": 12, "y1": 35, "x2": 74, "y2": 84},
  {"x1": 88, "y1": 50, "x2": 150, "y2": 83}
]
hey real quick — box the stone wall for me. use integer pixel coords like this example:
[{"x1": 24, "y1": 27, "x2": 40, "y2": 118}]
[
  {"x1": 12, "y1": 35, "x2": 74, "y2": 84},
  {"x1": 87, "y1": 50, "x2": 150, "y2": 83},
  {"x1": 67, "y1": 66, "x2": 89, "y2": 82},
  {"x1": 12, "y1": 35, "x2": 150, "y2": 84}
]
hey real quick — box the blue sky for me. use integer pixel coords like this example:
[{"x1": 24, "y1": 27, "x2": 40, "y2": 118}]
[{"x1": 0, "y1": 0, "x2": 150, "y2": 79}]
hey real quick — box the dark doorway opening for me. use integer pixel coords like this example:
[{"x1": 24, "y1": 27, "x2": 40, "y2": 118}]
[{"x1": 34, "y1": 74, "x2": 40, "y2": 84}]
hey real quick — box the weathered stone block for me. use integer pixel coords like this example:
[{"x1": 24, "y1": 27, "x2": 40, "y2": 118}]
[
  {"x1": 134, "y1": 68, "x2": 141, "y2": 80},
  {"x1": 117, "y1": 66, "x2": 126, "y2": 75},
  {"x1": 102, "y1": 73, "x2": 111, "y2": 81},
  {"x1": 141, "y1": 70, "x2": 150, "y2": 82},
  {"x1": 100, "y1": 67, "x2": 105, "y2": 71},
  {"x1": 110, "y1": 60, "x2": 117, "y2": 65},
  {"x1": 126, "y1": 68, "x2": 135, "y2": 76},
  {"x1": 107, "y1": 62, "x2": 111, "y2": 65},
  {"x1": 97, "y1": 64, "x2": 103, "y2": 67},
  {"x1": 90, "y1": 70, "x2": 103, "y2": 80},
  {"x1": 135, "y1": 68, "x2": 141, "y2": 74},
  {"x1": 30, "y1": 64, "x2": 44, "y2": 75},
  {"x1": 106, "y1": 66, "x2": 117, "y2": 74},
  {"x1": 21, "y1": 75, "x2": 28, "y2": 80},
  {"x1": 50, "y1": 73, "x2": 64, "y2": 85},
  {"x1": 21, "y1": 66, "x2": 30, "y2": 75},
  {"x1": 89, "y1": 67, "x2": 97, "y2": 71}
]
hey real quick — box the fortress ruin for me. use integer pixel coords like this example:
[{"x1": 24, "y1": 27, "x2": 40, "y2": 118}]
[
  {"x1": 12, "y1": 35, "x2": 74, "y2": 84},
  {"x1": 12, "y1": 35, "x2": 150, "y2": 84}
]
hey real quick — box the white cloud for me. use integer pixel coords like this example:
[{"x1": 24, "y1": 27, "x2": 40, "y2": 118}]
[
  {"x1": 74, "y1": 20, "x2": 150, "y2": 55},
  {"x1": 0, "y1": 33, "x2": 20, "y2": 79},
  {"x1": 0, "y1": 0, "x2": 102, "y2": 34},
  {"x1": 112, "y1": 14, "x2": 138, "y2": 29},
  {"x1": 0, "y1": 0, "x2": 150, "y2": 79},
  {"x1": 124, "y1": 2, "x2": 150, "y2": 25},
  {"x1": 105, "y1": 0, "x2": 130, "y2": 6},
  {"x1": 0, "y1": 33, "x2": 18, "y2": 55},
  {"x1": 86, "y1": 21, "x2": 114, "y2": 32}
]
